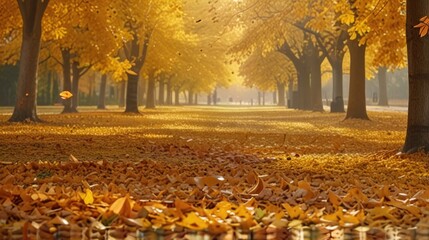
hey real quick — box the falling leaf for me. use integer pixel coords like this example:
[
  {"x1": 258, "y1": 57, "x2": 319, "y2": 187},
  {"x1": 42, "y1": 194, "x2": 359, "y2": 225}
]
[{"x1": 59, "y1": 91, "x2": 73, "y2": 99}]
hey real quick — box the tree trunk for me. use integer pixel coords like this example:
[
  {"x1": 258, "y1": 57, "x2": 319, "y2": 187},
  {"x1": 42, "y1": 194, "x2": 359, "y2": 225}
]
[
  {"x1": 287, "y1": 78, "x2": 294, "y2": 108},
  {"x1": 207, "y1": 94, "x2": 212, "y2": 105},
  {"x1": 166, "y1": 78, "x2": 172, "y2": 105},
  {"x1": 194, "y1": 93, "x2": 198, "y2": 105},
  {"x1": 277, "y1": 82, "x2": 286, "y2": 106},
  {"x1": 258, "y1": 92, "x2": 261, "y2": 105},
  {"x1": 125, "y1": 73, "x2": 139, "y2": 112},
  {"x1": 119, "y1": 81, "x2": 126, "y2": 108},
  {"x1": 138, "y1": 77, "x2": 146, "y2": 106},
  {"x1": 70, "y1": 61, "x2": 80, "y2": 112},
  {"x1": 9, "y1": 0, "x2": 49, "y2": 122},
  {"x1": 272, "y1": 91, "x2": 277, "y2": 105},
  {"x1": 146, "y1": 74, "x2": 156, "y2": 109},
  {"x1": 212, "y1": 88, "x2": 218, "y2": 105},
  {"x1": 345, "y1": 39, "x2": 369, "y2": 120},
  {"x1": 158, "y1": 78, "x2": 165, "y2": 105},
  {"x1": 124, "y1": 34, "x2": 149, "y2": 113},
  {"x1": 310, "y1": 49, "x2": 324, "y2": 112},
  {"x1": 296, "y1": 66, "x2": 312, "y2": 110},
  {"x1": 188, "y1": 90, "x2": 194, "y2": 105},
  {"x1": 174, "y1": 87, "x2": 180, "y2": 105},
  {"x1": 403, "y1": 1, "x2": 429, "y2": 152},
  {"x1": 331, "y1": 60, "x2": 345, "y2": 112},
  {"x1": 97, "y1": 74, "x2": 107, "y2": 109},
  {"x1": 377, "y1": 67, "x2": 389, "y2": 106},
  {"x1": 61, "y1": 49, "x2": 73, "y2": 113}
]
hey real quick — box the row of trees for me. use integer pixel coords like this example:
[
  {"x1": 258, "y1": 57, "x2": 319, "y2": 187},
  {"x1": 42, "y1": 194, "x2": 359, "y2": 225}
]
[
  {"x1": 222, "y1": 0, "x2": 429, "y2": 152},
  {"x1": 219, "y1": 0, "x2": 406, "y2": 119},
  {"x1": 0, "y1": 0, "x2": 233, "y2": 121},
  {"x1": 1, "y1": 0, "x2": 429, "y2": 152}
]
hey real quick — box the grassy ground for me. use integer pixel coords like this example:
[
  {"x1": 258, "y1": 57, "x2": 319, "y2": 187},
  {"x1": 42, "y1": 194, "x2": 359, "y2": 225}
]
[{"x1": 0, "y1": 106, "x2": 428, "y2": 239}]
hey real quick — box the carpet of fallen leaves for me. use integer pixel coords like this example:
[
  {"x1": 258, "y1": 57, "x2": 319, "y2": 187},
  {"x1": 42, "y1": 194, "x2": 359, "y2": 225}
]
[{"x1": 0, "y1": 106, "x2": 429, "y2": 239}]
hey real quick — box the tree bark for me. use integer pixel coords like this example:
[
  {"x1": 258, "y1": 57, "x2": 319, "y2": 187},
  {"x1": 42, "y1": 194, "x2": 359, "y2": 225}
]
[
  {"x1": 296, "y1": 67, "x2": 311, "y2": 110},
  {"x1": 9, "y1": 0, "x2": 49, "y2": 122},
  {"x1": 207, "y1": 93, "x2": 212, "y2": 105},
  {"x1": 118, "y1": 81, "x2": 126, "y2": 108},
  {"x1": 309, "y1": 43, "x2": 324, "y2": 112},
  {"x1": 272, "y1": 91, "x2": 277, "y2": 105},
  {"x1": 97, "y1": 74, "x2": 107, "y2": 109},
  {"x1": 174, "y1": 87, "x2": 180, "y2": 105},
  {"x1": 403, "y1": 1, "x2": 429, "y2": 152},
  {"x1": 194, "y1": 93, "x2": 198, "y2": 105},
  {"x1": 287, "y1": 78, "x2": 294, "y2": 108},
  {"x1": 345, "y1": 39, "x2": 369, "y2": 120},
  {"x1": 138, "y1": 77, "x2": 146, "y2": 106},
  {"x1": 166, "y1": 78, "x2": 172, "y2": 105},
  {"x1": 377, "y1": 67, "x2": 389, "y2": 106},
  {"x1": 158, "y1": 78, "x2": 165, "y2": 105},
  {"x1": 188, "y1": 90, "x2": 194, "y2": 105},
  {"x1": 124, "y1": 34, "x2": 150, "y2": 113},
  {"x1": 212, "y1": 88, "x2": 218, "y2": 105},
  {"x1": 70, "y1": 61, "x2": 80, "y2": 112},
  {"x1": 277, "y1": 82, "x2": 286, "y2": 106},
  {"x1": 61, "y1": 49, "x2": 73, "y2": 113},
  {"x1": 145, "y1": 73, "x2": 156, "y2": 109},
  {"x1": 331, "y1": 60, "x2": 345, "y2": 112},
  {"x1": 125, "y1": 73, "x2": 139, "y2": 112}
]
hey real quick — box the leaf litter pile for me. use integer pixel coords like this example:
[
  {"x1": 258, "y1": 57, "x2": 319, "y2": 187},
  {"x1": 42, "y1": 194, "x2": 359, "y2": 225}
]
[{"x1": 0, "y1": 107, "x2": 429, "y2": 239}]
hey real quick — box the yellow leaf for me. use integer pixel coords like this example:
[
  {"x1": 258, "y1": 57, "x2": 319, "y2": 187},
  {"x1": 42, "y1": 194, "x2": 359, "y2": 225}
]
[
  {"x1": 177, "y1": 212, "x2": 208, "y2": 230},
  {"x1": 282, "y1": 203, "x2": 305, "y2": 219},
  {"x1": 126, "y1": 69, "x2": 138, "y2": 76},
  {"x1": 59, "y1": 91, "x2": 73, "y2": 100},
  {"x1": 78, "y1": 188, "x2": 94, "y2": 205},
  {"x1": 212, "y1": 201, "x2": 233, "y2": 220}
]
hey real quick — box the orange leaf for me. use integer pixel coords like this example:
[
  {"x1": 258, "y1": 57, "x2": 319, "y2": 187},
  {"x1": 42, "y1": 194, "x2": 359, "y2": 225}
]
[
  {"x1": 177, "y1": 212, "x2": 208, "y2": 230},
  {"x1": 194, "y1": 176, "x2": 224, "y2": 188},
  {"x1": 175, "y1": 198, "x2": 193, "y2": 212},
  {"x1": 109, "y1": 195, "x2": 133, "y2": 217},
  {"x1": 328, "y1": 191, "x2": 342, "y2": 207},
  {"x1": 78, "y1": 188, "x2": 94, "y2": 205},
  {"x1": 297, "y1": 180, "x2": 316, "y2": 201}
]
